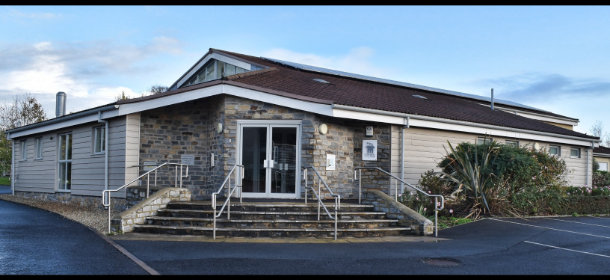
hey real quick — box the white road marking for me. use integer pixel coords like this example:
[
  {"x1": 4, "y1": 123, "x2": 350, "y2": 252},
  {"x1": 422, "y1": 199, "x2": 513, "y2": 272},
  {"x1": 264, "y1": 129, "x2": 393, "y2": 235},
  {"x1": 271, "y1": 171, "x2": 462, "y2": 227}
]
[
  {"x1": 524, "y1": 241, "x2": 610, "y2": 259},
  {"x1": 543, "y1": 217, "x2": 610, "y2": 229},
  {"x1": 487, "y1": 218, "x2": 610, "y2": 239}
]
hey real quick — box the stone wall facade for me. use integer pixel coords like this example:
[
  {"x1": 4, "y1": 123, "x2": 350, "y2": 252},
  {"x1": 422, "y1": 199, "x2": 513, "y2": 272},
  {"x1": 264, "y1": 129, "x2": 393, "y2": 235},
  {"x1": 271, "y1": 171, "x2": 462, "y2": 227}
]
[{"x1": 138, "y1": 95, "x2": 394, "y2": 201}]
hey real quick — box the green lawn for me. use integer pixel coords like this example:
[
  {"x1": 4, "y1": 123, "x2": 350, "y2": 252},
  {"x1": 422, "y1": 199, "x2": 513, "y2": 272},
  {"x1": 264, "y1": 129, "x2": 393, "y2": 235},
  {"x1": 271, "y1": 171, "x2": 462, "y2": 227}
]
[{"x1": 0, "y1": 176, "x2": 10, "y2": 186}]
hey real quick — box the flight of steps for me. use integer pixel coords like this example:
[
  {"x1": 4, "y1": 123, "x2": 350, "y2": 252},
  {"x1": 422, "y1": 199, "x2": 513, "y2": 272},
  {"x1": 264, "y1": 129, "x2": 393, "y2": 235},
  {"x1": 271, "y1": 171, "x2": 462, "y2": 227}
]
[{"x1": 130, "y1": 199, "x2": 412, "y2": 239}]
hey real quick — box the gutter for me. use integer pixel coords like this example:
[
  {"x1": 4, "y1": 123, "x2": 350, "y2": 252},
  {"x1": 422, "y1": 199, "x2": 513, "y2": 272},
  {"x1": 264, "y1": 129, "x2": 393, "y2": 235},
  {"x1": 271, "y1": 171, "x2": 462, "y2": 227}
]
[
  {"x1": 332, "y1": 104, "x2": 600, "y2": 144},
  {"x1": 6, "y1": 104, "x2": 119, "y2": 140}
]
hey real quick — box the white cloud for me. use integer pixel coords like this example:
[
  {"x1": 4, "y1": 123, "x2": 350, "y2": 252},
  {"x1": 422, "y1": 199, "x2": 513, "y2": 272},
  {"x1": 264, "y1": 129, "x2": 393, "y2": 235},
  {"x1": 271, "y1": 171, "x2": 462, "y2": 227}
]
[
  {"x1": 0, "y1": 38, "x2": 183, "y2": 116},
  {"x1": 7, "y1": 9, "x2": 61, "y2": 20}
]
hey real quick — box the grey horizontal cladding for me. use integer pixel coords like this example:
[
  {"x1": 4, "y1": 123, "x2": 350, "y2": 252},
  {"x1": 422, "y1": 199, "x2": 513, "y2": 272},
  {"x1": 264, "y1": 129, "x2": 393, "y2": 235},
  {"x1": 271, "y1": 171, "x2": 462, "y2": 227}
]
[{"x1": 14, "y1": 131, "x2": 57, "y2": 193}]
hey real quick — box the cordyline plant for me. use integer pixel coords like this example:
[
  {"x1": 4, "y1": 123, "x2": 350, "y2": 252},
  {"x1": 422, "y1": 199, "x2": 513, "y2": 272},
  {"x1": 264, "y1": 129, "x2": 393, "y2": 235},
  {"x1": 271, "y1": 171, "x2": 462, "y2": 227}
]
[{"x1": 439, "y1": 141, "x2": 499, "y2": 219}]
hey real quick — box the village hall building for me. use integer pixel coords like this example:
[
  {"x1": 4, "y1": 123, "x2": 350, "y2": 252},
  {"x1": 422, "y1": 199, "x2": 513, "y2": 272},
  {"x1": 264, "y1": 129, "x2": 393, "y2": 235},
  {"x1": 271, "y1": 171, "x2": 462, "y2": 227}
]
[{"x1": 6, "y1": 48, "x2": 601, "y2": 208}]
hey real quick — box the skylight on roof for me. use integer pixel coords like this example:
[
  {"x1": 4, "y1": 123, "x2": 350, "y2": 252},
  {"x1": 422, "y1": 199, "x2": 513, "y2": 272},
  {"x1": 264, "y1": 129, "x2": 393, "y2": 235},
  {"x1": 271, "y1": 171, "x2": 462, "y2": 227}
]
[
  {"x1": 412, "y1": 94, "x2": 428, "y2": 100},
  {"x1": 313, "y1": 78, "x2": 330, "y2": 84}
]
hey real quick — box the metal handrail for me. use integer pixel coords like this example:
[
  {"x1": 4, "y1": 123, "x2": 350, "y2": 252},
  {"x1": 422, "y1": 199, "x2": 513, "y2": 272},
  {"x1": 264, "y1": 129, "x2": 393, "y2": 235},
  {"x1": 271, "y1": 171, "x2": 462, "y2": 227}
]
[
  {"x1": 354, "y1": 167, "x2": 444, "y2": 237},
  {"x1": 212, "y1": 164, "x2": 244, "y2": 240},
  {"x1": 101, "y1": 162, "x2": 189, "y2": 233},
  {"x1": 302, "y1": 166, "x2": 341, "y2": 240}
]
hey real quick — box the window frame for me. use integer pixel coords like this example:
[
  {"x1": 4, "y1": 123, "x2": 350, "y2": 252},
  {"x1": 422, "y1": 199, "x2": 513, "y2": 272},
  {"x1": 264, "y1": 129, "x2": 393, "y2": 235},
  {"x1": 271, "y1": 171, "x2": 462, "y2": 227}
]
[
  {"x1": 549, "y1": 145, "x2": 561, "y2": 156},
  {"x1": 505, "y1": 140, "x2": 519, "y2": 148},
  {"x1": 598, "y1": 162, "x2": 609, "y2": 172},
  {"x1": 20, "y1": 140, "x2": 27, "y2": 161},
  {"x1": 35, "y1": 137, "x2": 43, "y2": 160},
  {"x1": 92, "y1": 125, "x2": 106, "y2": 155},
  {"x1": 57, "y1": 132, "x2": 73, "y2": 192},
  {"x1": 476, "y1": 136, "x2": 493, "y2": 145},
  {"x1": 570, "y1": 147, "x2": 581, "y2": 158}
]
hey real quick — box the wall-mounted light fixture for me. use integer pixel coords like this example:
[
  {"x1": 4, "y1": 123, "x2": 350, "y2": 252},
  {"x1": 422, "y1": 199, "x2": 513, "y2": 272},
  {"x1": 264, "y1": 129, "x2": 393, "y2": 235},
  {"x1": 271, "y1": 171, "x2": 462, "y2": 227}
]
[
  {"x1": 319, "y1": 123, "x2": 328, "y2": 135},
  {"x1": 216, "y1": 122, "x2": 223, "y2": 134}
]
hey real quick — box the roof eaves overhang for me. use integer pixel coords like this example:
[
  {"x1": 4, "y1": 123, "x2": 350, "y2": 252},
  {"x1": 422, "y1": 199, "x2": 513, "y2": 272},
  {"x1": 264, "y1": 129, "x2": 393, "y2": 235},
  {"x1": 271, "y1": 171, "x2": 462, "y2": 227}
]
[
  {"x1": 117, "y1": 81, "x2": 334, "y2": 118},
  {"x1": 6, "y1": 104, "x2": 119, "y2": 140},
  {"x1": 331, "y1": 104, "x2": 600, "y2": 147}
]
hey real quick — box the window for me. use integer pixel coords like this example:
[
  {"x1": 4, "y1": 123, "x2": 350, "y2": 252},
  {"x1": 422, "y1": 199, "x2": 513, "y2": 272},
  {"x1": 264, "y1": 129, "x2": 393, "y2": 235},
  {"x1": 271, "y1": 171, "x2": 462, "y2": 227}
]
[
  {"x1": 599, "y1": 162, "x2": 608, "y2": 172},
  {"x1": 505, "y1": 140, "x2": 519, "y2": 147},
  {"x1": 35, "y1": 137, "x2": 43, "y2": 159},
  {"x1": 549, "y1": 145, "x2": 561, "y2": 156},
  {"x1": 93, "y1": 126, "x2": 106, "y2": 154},
  {"x1": 570, "y1": 147, "x2": 581, "y2": 158},
  {"x1": 476, "y1": 136, "x2": 493, "y2": 145},
  {"x1": 58, "y1": 133, "x2": 72, "y2": 191},
  {"x1": 20, "y1": 140, "x2": 26, "y2": 160}
]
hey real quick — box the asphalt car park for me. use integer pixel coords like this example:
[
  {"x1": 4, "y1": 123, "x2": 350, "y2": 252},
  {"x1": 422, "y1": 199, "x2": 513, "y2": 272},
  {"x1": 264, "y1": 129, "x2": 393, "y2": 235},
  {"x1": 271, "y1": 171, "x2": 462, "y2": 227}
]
[{"x1": 1, "y1": 190, "x2": 609, "y2": 275}]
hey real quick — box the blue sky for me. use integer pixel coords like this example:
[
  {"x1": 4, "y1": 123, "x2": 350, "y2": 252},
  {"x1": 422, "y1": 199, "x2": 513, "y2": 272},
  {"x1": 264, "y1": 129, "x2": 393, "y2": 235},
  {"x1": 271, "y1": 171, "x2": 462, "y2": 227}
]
[{"x1": 1, "y1": 5, "x2": 609, "y2": 140}]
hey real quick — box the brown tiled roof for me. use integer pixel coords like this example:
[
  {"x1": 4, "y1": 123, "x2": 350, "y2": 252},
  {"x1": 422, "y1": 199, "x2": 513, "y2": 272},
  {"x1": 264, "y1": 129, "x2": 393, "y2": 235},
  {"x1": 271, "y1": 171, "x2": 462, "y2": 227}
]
[
  {"x1": 594, "y1": 146, "x2": 610, "y2": 155},
  {"x1": 208, "y1": 49, "x2": 597, "y2": 140},
  {"x1": 124, "y1": 48, "x2": 598, "y2": 141}
]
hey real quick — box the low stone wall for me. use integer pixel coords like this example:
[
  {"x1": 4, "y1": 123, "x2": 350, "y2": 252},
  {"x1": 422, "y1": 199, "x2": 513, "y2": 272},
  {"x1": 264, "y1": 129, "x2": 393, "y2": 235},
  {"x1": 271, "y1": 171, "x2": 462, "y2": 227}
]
[
  {"x1": 362, "y1": 189, "x2": 434, "y2": 236},
  {"x1": 118, "y1": 187, "x2": 191, "y2": 233},
  {"x1": 13, "y1": 191, "x2": 127, "y2": 211}
]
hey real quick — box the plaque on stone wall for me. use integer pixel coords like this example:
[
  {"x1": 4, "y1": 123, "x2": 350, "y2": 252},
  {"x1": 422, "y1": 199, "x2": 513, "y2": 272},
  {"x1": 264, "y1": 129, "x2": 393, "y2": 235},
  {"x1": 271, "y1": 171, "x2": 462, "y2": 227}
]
[
  {"x1": 362, "y1": 140, "x2": 377, "y2": 161},
  {"x1": 326, "y1": 154, "x2": 336, "y2": 170},
  {"x1": 181, "y1": 154, "x2": 195, "y2": 166}
]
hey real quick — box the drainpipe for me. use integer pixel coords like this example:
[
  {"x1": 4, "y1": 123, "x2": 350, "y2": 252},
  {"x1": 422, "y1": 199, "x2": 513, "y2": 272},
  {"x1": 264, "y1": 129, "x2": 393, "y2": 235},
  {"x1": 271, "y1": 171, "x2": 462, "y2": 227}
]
[
  {"x1": 98, "y1": 111, "x2": 109, "y2": 191},
  {"x1": 400, "y1": 117, "x2": 409, "y2": 194},
  {"x1": 11, "y1": 140, "x2": 15, "y2": 195}
]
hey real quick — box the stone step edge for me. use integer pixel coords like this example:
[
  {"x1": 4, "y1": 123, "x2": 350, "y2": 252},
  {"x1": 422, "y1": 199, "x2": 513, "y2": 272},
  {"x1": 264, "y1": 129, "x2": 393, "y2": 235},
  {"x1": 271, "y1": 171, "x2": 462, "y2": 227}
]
[
  {"x1": 170, "y1": 201, "x2": 373, "y2": 207},
  {"x1": 146, "y1": 217, "x2": 400, "y2": 223},
  {"x1": 157, "y1": 209, "x2": 386, "y2": 215},
  {"x1": 134, "y1": 224, "x2": 412, "y2": 232}
]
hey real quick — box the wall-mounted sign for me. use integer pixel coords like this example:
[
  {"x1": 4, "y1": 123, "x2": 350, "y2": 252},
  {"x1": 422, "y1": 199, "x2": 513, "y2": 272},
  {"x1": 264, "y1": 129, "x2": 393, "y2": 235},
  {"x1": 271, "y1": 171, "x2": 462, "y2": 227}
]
[
  {"x1": 143, "y1": 161, "x2": 157, "y2": 172},
  {"x1": 181, "y1": 154, "x2": 195, "y2": 166},
  {"x1": 365, "y1": 126, "x2": 374, "y2": 137},
  {"x1": 362, "y1": 140, "x2": 377, "y2": 161},
  {"x1": 326, "y1": 154, "x2": 336, "y2": 170}
]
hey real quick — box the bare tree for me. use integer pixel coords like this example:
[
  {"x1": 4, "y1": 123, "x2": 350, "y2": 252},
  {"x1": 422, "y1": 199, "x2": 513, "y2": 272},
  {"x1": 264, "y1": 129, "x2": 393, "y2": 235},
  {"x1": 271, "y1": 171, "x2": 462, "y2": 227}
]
[
  {"x1": 0, "y1": 94, "x2": 47, "y2": 130},
  {"x1": 590, "y1": 120, "x2": 610, "y2": 147},
  {"x1": 0, "y1": 94, "x2": 47, "y2": 176}
]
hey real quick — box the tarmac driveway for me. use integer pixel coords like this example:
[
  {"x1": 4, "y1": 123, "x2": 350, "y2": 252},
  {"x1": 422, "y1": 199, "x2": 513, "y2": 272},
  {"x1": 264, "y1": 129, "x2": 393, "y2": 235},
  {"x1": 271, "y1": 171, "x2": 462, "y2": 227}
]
[
  {"x1": 1, "y1": 188, "x2": 608, "y2": 275},
  {"x1": 114, "y1": 216, "x2": 610, "y2": 275}
]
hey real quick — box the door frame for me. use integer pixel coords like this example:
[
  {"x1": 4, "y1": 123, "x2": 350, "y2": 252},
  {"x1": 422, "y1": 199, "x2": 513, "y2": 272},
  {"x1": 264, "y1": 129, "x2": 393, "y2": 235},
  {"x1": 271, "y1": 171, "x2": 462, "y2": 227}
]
[{"x1": 237, "y1": 120, "x2": 302, "y2": 199}]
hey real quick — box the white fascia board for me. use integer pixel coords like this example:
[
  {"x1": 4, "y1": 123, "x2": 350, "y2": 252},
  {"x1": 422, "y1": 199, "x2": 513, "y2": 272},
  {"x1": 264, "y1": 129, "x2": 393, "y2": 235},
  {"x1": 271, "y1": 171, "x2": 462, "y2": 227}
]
[
  {"x1": 494, "y1": 106, "x2": 579, "y2": 126},
  {"x1": 332, "y1": 105, "x2": 597, "y2": 147},
  {"x1": 7, "y1": 110, "x2": 119, "y2": 139},
  {"x1": 408, "y1": 118, "x2": 593, "y2": 147},
  {"x1": 118, "y1": 84, "x2": 334, "y2": 117},
  {"x1": 175, "y1": 53, "x2": 253, "y2": 89},
  {"x1": 333, "y1": 108, "x2": 407, "y2": 125}
]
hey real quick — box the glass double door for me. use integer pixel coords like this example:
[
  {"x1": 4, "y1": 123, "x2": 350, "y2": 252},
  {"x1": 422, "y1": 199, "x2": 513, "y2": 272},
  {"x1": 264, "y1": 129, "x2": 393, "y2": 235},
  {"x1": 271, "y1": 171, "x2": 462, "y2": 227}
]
[{"x1": 239, "y1": 122, "x2": 300, "y2": 198}]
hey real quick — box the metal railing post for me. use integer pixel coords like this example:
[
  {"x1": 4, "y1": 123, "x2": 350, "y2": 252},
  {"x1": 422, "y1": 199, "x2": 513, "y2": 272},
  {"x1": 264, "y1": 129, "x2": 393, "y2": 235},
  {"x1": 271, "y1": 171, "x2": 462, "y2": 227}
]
[
  {"x1": 434, "y1": 197, "x2": 438, "y2": 238},
  {"x1": 394, "y1": 179, "x2": 398, "y2": 202},
  {"x1": 146, "y1": 173, "x2": 150, "y2": 198},
  {"x1": 107, "y1": 192, "x2": 112, "y2": 234},
  {"x1": 304, "y1": 169, "x2": 308, "y2": 205},
  {"x1": 334, "y1": 197, "x2": 338, "y2": 240},
  {"x1": 317, "y1": 178, "x2": 321, "y2": 221},
  {"x1": 154, "y1": 169, "x2": 157, "y2": 188},
  {"x1": 180, "y1": 165, "x2": 183, "y2": 188},
  {"x1": 213, "y1": 194, "x2": 217, "y2": 240},
  {"x1": 358, "y1": 169, "x2": 362, "y2": 204}
]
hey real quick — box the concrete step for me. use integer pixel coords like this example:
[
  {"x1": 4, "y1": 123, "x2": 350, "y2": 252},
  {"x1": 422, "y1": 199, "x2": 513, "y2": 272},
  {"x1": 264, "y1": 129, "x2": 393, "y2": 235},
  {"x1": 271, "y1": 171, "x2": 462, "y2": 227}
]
[
  {"x1": 144, "y1": 216, "x2": 399, "y2": 229},
  {"x1": 155, "y1": 209, "x2": 388, "y2": 220},
  {"x1": 166, "y1": 200, "x2": 373, "y2": 212},
  {"x1": 132, "y1": 224, "x2": 412, "y2": 238}
]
